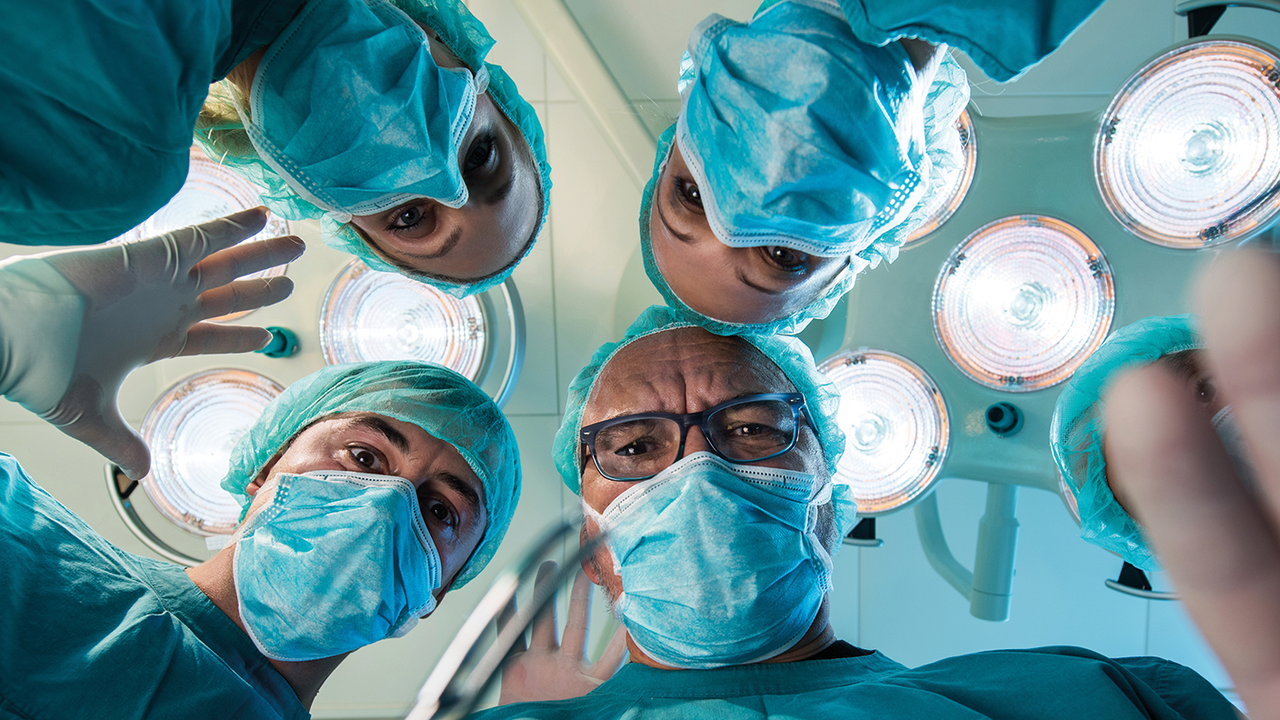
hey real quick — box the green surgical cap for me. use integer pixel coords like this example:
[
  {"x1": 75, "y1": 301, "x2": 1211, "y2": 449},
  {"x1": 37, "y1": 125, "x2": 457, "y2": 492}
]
[
  {"x1": 195, "y1": 0, "x2": 551, "y2": 298},
  {"x1": 222, "y1": 362, "x2": 520, "y2": 588},
  {"x1": 552, "y1": 305, "x2": 847, "y2": 496},
  {"x1": 640, "y1": 51, "x2": 969, "y2": 336},
  {"x1": 1050, "y1": 314, "x2": 1200, "y2": 571}
]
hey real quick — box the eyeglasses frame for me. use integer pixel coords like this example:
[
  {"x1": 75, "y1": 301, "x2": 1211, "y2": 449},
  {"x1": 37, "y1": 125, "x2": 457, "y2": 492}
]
[{"x1": 579, "y1": 392, "x2": 811, "y2": 482}]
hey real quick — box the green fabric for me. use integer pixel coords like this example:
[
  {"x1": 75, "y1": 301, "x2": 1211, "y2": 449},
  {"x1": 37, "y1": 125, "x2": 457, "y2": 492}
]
[
  {"x1": 0, "y1": 454, "x2": 307, "y2": 720},
  {"x1": 838, "y1": 0, "x2": 1109, "y2": 82},
  {"x1": 470, "y1": 646, "x2": 1234, "y2": 719},
  {"x1": 221, "y1": 362, "x2": 521, "y2": 588},
  {"x1": 0, "y1": 0, "x2": 301, "y2": 247}
]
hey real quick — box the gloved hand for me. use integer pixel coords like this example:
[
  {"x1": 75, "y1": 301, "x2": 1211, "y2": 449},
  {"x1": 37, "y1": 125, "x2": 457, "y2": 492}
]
[
  {"x1": 0, "y1": 207, "x2": 303, "y2": 480},
  {"x1": 498, "y1": 562, "x2": 628, "y2": 705}
]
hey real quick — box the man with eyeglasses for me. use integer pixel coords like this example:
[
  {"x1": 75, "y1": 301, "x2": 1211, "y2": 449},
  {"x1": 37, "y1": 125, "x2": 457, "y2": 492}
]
[{"x1": 471, "y1": 305, "x2": 1234, "y2": 719}]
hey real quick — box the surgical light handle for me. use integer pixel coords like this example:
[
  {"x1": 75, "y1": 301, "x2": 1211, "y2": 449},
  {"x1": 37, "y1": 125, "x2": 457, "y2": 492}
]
[
  {"x1": 104, "y1": 464, "x2": 203, "y2": 567},
  {"x1": 915, "y1": 481, "x2": 1021, "y2": 622}
]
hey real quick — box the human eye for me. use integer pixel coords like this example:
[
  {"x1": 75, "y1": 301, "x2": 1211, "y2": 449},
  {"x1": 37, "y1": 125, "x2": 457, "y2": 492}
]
[
  {"x1": 389, "y1": 204, "x2": 424, "y2": 231},
  {"x1": 417, "y1": 483, "x2": 460, "y2": 530},
  {"x1": 673, "y1": 176, "x2": 703, "y2": 211},
  {"x1": 346, "y1": 444, "x2": 387, "y2": 473},
  {"x1": 760, "y1": 246, "x2": 810, "y2": 273},
  {"x1": 713, "y1": 402, "x2": 794, "y2": 456},
  {"x1": 1196, "y1": 377, "x2": 1217, "y2": 404},
  {"x1": 463, "y1": 133, "x2": 498, "y2": 175},
  {"x1": 596, "y1": 420, "x2": 671, "y2": 459}
]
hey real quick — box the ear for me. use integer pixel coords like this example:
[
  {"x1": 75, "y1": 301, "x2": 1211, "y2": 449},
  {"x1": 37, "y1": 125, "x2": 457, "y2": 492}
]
[{"x1": 245, "y1": 451, "x2": 283, "y2": 497}]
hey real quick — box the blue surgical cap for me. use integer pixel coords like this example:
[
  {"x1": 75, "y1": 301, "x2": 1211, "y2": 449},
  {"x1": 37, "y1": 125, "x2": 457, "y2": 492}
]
[
  {"x1": 642, "y1": 20, "x2": 970, "y2": 335},
  {"x1": 195, "y1": 0, "x2": 551, "y2": 298},
  {"x1": 222, "y1": 362, "x2": 520, "y2": 587},
  {"x1": 553, "y1": 305, "x2": 846, "y2": 487},
  {"x1": 1050, "y1": 315, "x2": 1200, "y2": 571}
]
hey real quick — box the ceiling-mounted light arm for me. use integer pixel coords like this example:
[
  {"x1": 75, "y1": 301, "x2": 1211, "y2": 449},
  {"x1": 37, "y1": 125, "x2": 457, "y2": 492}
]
[
  {"x1": 104, "y1": 464, "x2": 203, "y2": 568},
  {"x1": 1175, "y1": 0, "x2": 1280, "y2": 36},
  {"x1": 915, "y1": 481, "x2": 1021, "y2": 622}
]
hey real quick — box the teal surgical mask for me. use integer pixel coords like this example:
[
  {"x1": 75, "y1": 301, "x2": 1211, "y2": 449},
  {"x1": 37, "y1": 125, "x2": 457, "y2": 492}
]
[
  {"x1": 241, "y1": 0, "x2": 486, "y2": 221},
  {"x1": 232, "y1": 470, "x2": 441, "y2": 662},
  {"x1": 584, "y1": 452, "x2": 844, "y2": 668}
]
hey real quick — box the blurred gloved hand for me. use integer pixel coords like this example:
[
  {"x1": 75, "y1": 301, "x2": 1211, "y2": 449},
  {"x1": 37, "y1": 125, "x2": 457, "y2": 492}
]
[
  {"x1": 498, "y1": 562, "x2": 628, "y2": 705},
  {"x1": 0, "y1": 208, "x2": 303, "y2": 480}
]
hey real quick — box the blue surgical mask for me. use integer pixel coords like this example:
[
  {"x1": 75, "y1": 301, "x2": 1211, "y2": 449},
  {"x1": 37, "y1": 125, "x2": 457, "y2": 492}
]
[
  {"x1": 232, "y1": 470, "x2": 441, "y2": 662},
  {"x1": 583, "y1": 452, "x2": 838, "y2": 668},
  {"x1": 1212, "y1": 406, "x2": 1258, "y2": 491},
  {"x1": 677, "y1": 0, "x2": 926, "y2": 258},
  {"x1": 240, "y1": 0, "x2": 486, "y2": 220}
]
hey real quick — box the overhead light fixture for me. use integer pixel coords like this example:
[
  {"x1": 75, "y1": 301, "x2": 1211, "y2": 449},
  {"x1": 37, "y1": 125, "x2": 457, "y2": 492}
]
[
  {"x1": 905, "y1": 109, "x2": 978, "y2": 246},
  {"x1": 321, "y1": 260, "x2": 490, "y2": 382},
  {"x1": 819, "y1": 349, "x2": 949, "y2": 515},
  {"x1": 933, "y1": 215, "x2": 1115, "y2": 391},
  {"x1": 110, "y1": 147, "x2": 291, "y2": 321},
  {"x1": 1096, "y1": 39, "x2": 1280, "y2": 248},
  {"x1": 139, "y1": 369, "x2": 283, "y2": 536}
]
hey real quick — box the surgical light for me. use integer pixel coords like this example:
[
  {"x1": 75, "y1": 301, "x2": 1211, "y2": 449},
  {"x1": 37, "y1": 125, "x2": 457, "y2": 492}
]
[
  {"x1": 110, "y1": 147, "x2": 291, "y2": 321},
  {"x1": 321, "y1": 260, "x2": 489, "y2": 381},
  {"x1": 819, "y1": 349, "x2": 949, "y2": 515},
  {"x1": 1095, "y1": 39, "x2": 1280, "y2": 248},
  {"x1": 905, "y1": 109, "x2": 978, "y2": 246},
  {"x1": 933, "y1": 215, "x2": 1115, "y2": 392},
  {"x1": 139, "y1": 369, "x2": 283, "y2": 536}
]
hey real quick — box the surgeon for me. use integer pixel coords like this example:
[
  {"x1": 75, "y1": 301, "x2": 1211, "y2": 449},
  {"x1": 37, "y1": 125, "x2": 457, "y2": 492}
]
[
  {"x1": 1, "y1": 0, "x2": 550, "y2": 297},
  {"x1": 1050, "y1": 315, "x2": 1254, "y2": 570},
  {"x1": 468, "y1": 305, "x2": 1234, "y2": 719},
  {"x1": 643, "y1": 0, "x2": 1107, "y2": 334}
]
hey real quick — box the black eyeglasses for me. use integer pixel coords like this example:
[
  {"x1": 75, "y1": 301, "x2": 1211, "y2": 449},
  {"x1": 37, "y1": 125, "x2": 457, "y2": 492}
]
[{"x1": 580, "y1": 393, "x2": 810, "y2": 481}]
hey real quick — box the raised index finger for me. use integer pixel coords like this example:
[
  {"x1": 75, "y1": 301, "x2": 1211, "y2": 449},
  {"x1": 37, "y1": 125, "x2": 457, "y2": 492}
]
[{"x1": 561, "y1": 569, "x2": 594, "y2": 660}]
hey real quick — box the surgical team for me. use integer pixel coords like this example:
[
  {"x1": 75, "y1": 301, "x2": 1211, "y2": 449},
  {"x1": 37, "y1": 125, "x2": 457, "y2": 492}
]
[{"x1": 0, "y1": 0, "x2": 1270, "y2": 717}]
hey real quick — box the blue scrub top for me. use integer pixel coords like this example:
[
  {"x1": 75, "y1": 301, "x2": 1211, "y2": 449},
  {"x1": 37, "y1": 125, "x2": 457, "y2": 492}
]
[
  {"x1": 0, "y1": 0, "x2": 301, "y2": 248},
  {"x1": 471, "y1": 646, "x2": 1235, "y2": 719},
  {"x1": 0, "y1": 454, "x2": 307, "y2": 720}
]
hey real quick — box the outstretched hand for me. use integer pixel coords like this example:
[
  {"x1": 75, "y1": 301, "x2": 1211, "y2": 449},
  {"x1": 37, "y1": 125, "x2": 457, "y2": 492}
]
[
  {"x1": 0, "y1": 208, "x2": 302, "y2": 480},
  {"x1": 1107, "y1": 249, "x2": 1280, "y2": 718},
  {"x1": 497, "y1": 561, "x2": 628, "y2": 705}
]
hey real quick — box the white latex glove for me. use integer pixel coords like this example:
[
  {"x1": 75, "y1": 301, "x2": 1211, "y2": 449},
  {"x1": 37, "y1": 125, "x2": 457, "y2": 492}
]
[
  {"x1": 498, "y1": 562, "x2": 628, "y2": 705},
  {"x1": 0, "y1": 207, "x2": 302, "y2": 480},
  {"x1": 1107, "y1": 249, "x2": 1280, "y2": 719}
]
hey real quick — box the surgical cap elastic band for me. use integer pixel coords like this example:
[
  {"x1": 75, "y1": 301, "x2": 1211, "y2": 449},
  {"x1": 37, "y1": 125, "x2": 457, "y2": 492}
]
[
  {"x1": 1050, "y1": 314, "x2": 1200, "y2": 571},
  {"x1": 222, "y1": 361, "x2": 520, "y2": 587}
]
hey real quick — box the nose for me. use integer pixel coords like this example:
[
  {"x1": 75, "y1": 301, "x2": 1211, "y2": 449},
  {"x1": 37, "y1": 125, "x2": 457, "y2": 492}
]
[{"x1": 681, "y1": 424, "x2": 713, "y2": 458}]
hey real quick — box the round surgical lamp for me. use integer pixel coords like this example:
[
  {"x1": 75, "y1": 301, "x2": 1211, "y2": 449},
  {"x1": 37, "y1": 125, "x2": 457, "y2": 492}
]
[
  {"x1": 1096, "y1": 38, "x2": 1280, "y2": 248},
  {"x1": 819, "y1": 349, "x2": 950, "y2": 515},
  {"x1": 904, "y1": 109, "x2": 978, "y2": 246},
  {"x1": 136, "y1": 369, "x2": 283, "y2": 538},
  {"x1": 320, "y1": 260, "x2": 525, "y2": 407},
  {"x1": 933, "y1": 215, "x2": 1115, "y2": 392},
  {"x1": 109, "y1": 148, "x2": 290, "y2": 321}
]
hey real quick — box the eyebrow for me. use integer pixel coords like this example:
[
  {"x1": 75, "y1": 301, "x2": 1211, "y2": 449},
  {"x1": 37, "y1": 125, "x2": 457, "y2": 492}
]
[
  {"x1": 655, "y1": 191, "x2": 699, "y2": 246},
  {"x1": 482, "y1": 174, "x2": 515, "y2": 206},
  {"x1": 736, "y1": 269, "x2": 785, "y2": 296},
  {"x1": 439, "y1": 472, "x2": 483, "y2": 518},
  {"x1": 349, "y1": 416, "x2": 410, "y2": 453}
]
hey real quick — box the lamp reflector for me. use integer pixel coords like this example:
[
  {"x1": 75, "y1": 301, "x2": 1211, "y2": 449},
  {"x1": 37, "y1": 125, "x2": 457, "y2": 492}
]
[
  {"x1": 819, "y1": 349, "x2": 949, "y2": 515},
  {"x1": 321, "y1": 260, "x2": 488, "y2": 380},
  {"x1": 1096, "y1": 39, "x2": 1280, "y2": 248},
  {"x1": 933, "y1": 215, "x2": 1115, "y2": 392},
  {"x1": 110, "y1": 148, "x2": 290, "y2": 321},
  {"x1": 905, "y1": 109, "x2": 978, "y2": 246},
  {"x1": 140, "y1": 369, "x2": 283, "y2": 536}
]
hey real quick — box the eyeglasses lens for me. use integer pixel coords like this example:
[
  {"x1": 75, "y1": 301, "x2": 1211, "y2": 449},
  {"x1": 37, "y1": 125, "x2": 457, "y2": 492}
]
[{"x1": 593, "y1": 399, "x2": 797, "y2": 479}]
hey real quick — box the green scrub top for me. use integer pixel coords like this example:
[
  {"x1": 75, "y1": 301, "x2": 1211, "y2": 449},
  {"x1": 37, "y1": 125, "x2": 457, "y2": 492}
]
[
  {"x1": 0, "y1": 453, "x2": 308, "y2": 720},
  {"x1": 0, "y1": 0, "x2": 301, "y2": 248},
  {"x1": 470, "y1": 646, "x2": 1235, "y2": 719}
]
